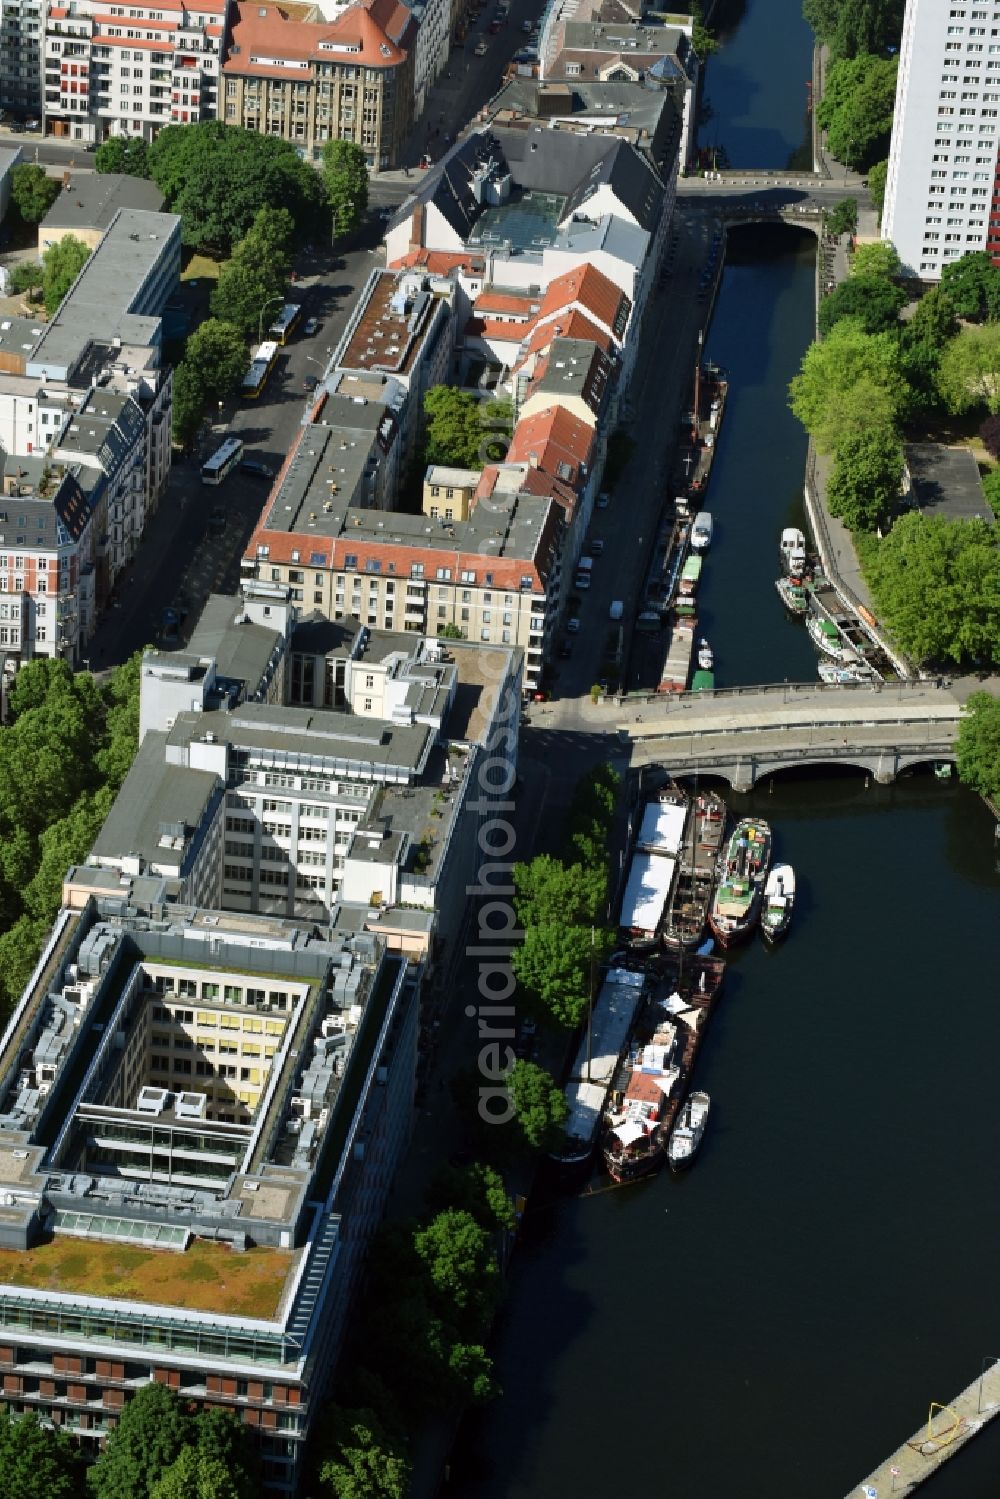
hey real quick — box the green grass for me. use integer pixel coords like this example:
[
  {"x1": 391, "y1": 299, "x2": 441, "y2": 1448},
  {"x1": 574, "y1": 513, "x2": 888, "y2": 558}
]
[
  {"x1": 181, "y1": 251, "x2": 222, "y2": 283},
  {"x1": 0, "y1": 1234, "x2": 294, "y2": 1319}
]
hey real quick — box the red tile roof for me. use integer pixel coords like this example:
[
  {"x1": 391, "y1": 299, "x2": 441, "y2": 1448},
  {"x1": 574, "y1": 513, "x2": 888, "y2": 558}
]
[
  {"x1": 474, "y1": 290, "x2": 537, "y2": 317},
  {"x1": 536, "y1": 262, "x2": 631, "y2": 339},
  {"x1": 223, "y1": 0, "x2": 407, "y2": 75},
  {"x1": 515, "y1": 309, "x2": 612, "y2": 369},
  {"x1": 389, "y1": 249, "x2": 486, "y2": 274},
  {"x1": 507, "y1": 405, "x2": 595, "y2": 487},
  {"x1": 476, "y1": 462, "x2": 578, "y2": 518}
]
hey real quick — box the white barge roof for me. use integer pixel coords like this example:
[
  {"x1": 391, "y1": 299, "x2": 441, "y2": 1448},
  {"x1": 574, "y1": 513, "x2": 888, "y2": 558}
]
[
  {"x1": 620, "y1": 851, "x2": 676, "y2": 935},
  {"x1": 637, "y1": 798, "x2": 686, "y2": 857},
  {"x1": 565, "y1": 967, "x2": 644, "y2": 1088},
  {"x1": 562, "y1": 1080, "x2": 607, "y2": 1146}
]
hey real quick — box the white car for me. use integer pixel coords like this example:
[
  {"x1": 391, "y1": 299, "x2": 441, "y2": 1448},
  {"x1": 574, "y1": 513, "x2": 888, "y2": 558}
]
[{"x1": 566, "y1": 617, "x2": 581, "y2": 634}]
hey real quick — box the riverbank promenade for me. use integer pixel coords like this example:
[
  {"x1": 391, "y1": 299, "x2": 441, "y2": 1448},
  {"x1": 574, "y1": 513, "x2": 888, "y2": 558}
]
[{"x1": 846, "y1": 1358, "x2": 1000, "y2": 1497}]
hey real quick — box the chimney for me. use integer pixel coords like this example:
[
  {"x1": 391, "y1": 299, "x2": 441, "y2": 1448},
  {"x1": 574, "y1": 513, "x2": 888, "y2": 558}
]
[{"x1": 409, "y1": 203, "x2": 426, "y2": 253}]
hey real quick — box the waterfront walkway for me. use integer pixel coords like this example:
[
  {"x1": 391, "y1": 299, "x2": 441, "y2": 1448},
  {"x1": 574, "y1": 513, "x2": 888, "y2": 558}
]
[{"x1": 847, "y1": 1359, "x2": 1000, "y2": 1497}]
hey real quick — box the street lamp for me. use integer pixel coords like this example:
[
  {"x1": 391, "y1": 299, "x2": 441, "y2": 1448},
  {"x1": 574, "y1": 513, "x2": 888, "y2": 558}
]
[{"x1": 257, "y1": 294, "x2": 284, "y2": 348}]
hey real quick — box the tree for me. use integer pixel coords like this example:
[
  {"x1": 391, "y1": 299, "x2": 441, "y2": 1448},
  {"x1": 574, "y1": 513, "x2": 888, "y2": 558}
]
[
  {"x1": 956, "y1": 693, "x2": 1000, "y2": 801},
  {"x1": 191, "y1": 1407, "x2": 259, "y2": 1499},
  {"x1": 805, "y1": 0, "x2": 905, "y2": 59},
  {"x1": 862, "y1": 513, "x2": 1000, "y2": 664},
  {"x1": 899, "y1": 286, "x2": 958, "y2": 408},
  {"x1": 0, "y1": 914, "x2": 49, "y2": 1012},
  {"x1": 9, "y1": 261, "x2": 43, "y2": 295},
  {"x1": 825, "y1": 197, "x2": 857, "y2": 237},
  {"x1": 422, "y1": 388, "x2": 512, "y2": 469},
  {"x1": 210, "y1": 206, "x2": 294, "y2": 339},
  {"x1": 10, "y1": 164, "x2": 60, "y2": 223},
  {"x1": 0, "y1": 1409, "x2": 82, "y2": 1499},
  {"x1": 850, "y1": 240, "x2": 901, "y2": 280},
  {"x1": 150, "y1": 1451, "x2": 240, "y2": 1499},
  {"x1": 95, "y1": 136, "x2": 150, "y2": 178},
  {"x1": 437, "y1": 622, "x2": 465, "y2": 639},
  {"x1": 979, "y1": 414, "x2": 1000, "y2": 460},
  {"x1": 148, "y1": 122, "x2": 325, "y2": 252},
  {"x1": 937, "y1": 323, "x2": 1000, "y2": 414},
  {"x1": 87, "y1": 1382, "x2": 194, "y2": 1499},
  {"x1": 507, "y1": 1059, "x2": 569, "y2": 1152},
  {"x1": 322, "y1": 140, "x2": 370, "y2": 241},
  {"x1": 426, "y1": 1161, "x2": 515, "y2": 1232},
  {"x1": 512, "y1": 854, "x2": 606, "y2": 927},
  {"x1": 789, "y1": 318, "x2": 909, "y2": 451},
  {"x1": 319, "y1": 1408, "x2": 411, "y2": 1499},
  {"x1": 42, "y1": 235, "x2": 91, "y2": 316},
  {"x1": 818, "y1": 273, "x2": 906, "y2": 336},
  {"x1": 826, "y1": 424, "x2": 904, "y2": 532},
  {"x1": 412, "y1": 1208, "x2": 500, "y2": 1325},
  {"x1": 982, "y1": 466, "x2": 1000, "y2": 513},
  {"x1": 512, "y1": 921, "x2": 610, "y2": 1029},
  {"x1": 867, "y1": 158, "x2": 888, "y2": 222},
  {"x1": 816, "y1": 53, "x2": 898, "y2": 169},
  {"x1": 171, "y1": 362, "x2": 206, "y2": 448},
  {"x1": 939, "y1": 250, "x2": 1000, "y2": 322}
]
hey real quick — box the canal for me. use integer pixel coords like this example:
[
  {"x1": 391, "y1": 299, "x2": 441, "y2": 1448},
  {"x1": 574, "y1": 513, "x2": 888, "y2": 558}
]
[{"x1": 449, "y1": 4, "x2": 1000, "y2": 1496}]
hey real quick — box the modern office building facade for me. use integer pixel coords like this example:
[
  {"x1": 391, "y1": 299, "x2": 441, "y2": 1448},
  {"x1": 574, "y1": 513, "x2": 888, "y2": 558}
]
[{"x1": 883, "y1": 0, "x2": 1000, "y2": 276}]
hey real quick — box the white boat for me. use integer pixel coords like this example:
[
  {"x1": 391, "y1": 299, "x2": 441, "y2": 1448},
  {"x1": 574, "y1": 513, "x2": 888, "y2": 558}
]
[
  {"x1": 691, "y1": 511, "x2": 713, "y2": 551},
  {"x1": 697, "y1": 637, "x2": 713, "y2": 670},
  {"x1": 807, "y1": 614, "x2": 860, "y2": 664},
  {"x1": 761, "y1": 863, "x2": 795, "y2": 943},
  {"x1": 779, "y1": 527, "x2": 807, "y2": 575},
  {"x1": 818, "y1": 660, "x2": 874, "y2": 685},
  {"x1": 667, "y1": 1090, "x2": 710, "y2": 1170}
]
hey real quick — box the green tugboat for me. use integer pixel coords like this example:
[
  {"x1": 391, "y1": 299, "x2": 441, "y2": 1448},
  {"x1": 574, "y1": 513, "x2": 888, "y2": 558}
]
[{"x1": 709, "y1": 817, "x2": 772, "y2": 947}]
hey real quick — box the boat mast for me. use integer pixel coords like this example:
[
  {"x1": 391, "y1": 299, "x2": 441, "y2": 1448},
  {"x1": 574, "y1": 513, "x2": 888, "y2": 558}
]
[
  {"x1": 586, "y1": 926, "x2": 595, "y2": 1082},
  {"x1": 691, "y1": 330, "x2": 703, "y2": 447}
]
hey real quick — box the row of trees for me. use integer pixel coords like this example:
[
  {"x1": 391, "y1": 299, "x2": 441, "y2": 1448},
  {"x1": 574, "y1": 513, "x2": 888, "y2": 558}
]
[
  {"x1": 95, "y1": 125, "x2": 368, "y2": 256},
  {"x1": 803, "y1": 0, "x2": 904, "y2": 64},
  {"x1": 0, "y1": 654, "x2": 141, "y2": 1017},
  {"x1": 790, "y1": 244, "x2": 1000, "y2": 667},
  {"x1": 0, "y1": 1383, "x2": 258, "y2": 1499},
  {"x1": 816, "y1": 51, "x2": 898, "y2": 171},
  {"x1": 956, "y1": 693, "x2": 1000, "y2": 803}
]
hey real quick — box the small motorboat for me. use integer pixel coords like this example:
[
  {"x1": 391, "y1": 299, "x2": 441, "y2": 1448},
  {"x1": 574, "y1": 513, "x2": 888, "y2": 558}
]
[
  {"x1": 761, "y1": 863, "x2": 795, "y2": 943},
  {"x1": 807, "y1": 614, "x2": 860, "y2": 664},
  {"x1": 817, "y1": 660, "x2": 874, "y2": 685},
  {"x1": 668, "y1": 1091, "x2": 710, "y2": 1170},
  {"x1": 691, "y1": 511, "x2": 713, "y2": 551},
  {"x1": 697, "y1": 637, "x2": 713, "y2": 670},
  {"x1": 775, "y1": 575, "x2": 810, "y2": 617},
  {"x1": 779, "y1": 527, "x2": 807, "y2": 575}
]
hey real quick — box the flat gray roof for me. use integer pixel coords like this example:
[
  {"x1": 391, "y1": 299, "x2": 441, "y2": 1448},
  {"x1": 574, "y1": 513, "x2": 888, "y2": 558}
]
[
  {"x1": 41, "y1": 173, "x2": 165, "y2": 232},
  {"x1": 169, "y1": 702, "x2": 434, "y2": 775},
  {"x1": 187, "y1": 593, "x2": 283, "y2": 692},
  {"x1": 91, "y1": 733, "x2": 222, "y2": 872},
  {"x1": 904, "y1": 443, "x2": 996, "y2": 523}
]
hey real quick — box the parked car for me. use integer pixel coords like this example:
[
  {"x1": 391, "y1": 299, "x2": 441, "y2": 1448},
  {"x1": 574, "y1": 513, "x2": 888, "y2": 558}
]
[
  {"x1": 240, "y1": 458, "x2": 275, "y2": 479},
  {"x1": 303, "y1": 373, "x2": 320, "y2": 392},
  {"x1": 521, "y1": 17, "x2": 531, "y2": 30},
  {"x1": 303, "y1": 316, "x2": 320, "y2": 336},
  {"x1": 208, "y1": 505, "x2": 227, "y2": 535},
  {"x1": 566, "y1": 617, "x2": 581, "y2": 634},
  {"x1": 160, "y1": 607, "x2": 180, "y2": 644},
  {"x1": 588, "y1": 539, "x2": 605, "y2": 556},
  {"x1": 25, "y1": 119, "x2": 40, "y2": 131},
  {"x1": 420, "y1": 153, "x2": 433, "y2": 169},
  {"x1": 597, "y1": 490, "x2": 610, "y2": 509},
  {"x1": 489, "y1": 17, "x2": 502, "y2": 30},
  {"x1": 558, "y1": 640, "x2": 573, "y2": 659},
  {"x1": 474, "y1": 37, "x2": 489, "y2": 54}
]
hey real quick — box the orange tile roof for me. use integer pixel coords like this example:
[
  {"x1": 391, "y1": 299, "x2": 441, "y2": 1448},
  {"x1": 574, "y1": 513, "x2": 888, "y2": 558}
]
[
  {"x1": 507, "y1": 405, "x2": 595, "y2": 485},
  {"x1": 245, "y1": 527, "x2": 551, "y2": 590},
  {"x1": 516, "y1": 309, "x2": 612, "y2": 368},
  {"x1": 476, "y1": 462, "x2": 578, "y2": 518},
  {"x1": 537, "y1": 262, "x2": 631, "y2": 338},
  {"x1": 474, "y1": 290, "x2": 537, "y2": 317},
  {"x1": 389, "y1": 249, "x2": 486, "y2": 274},
  {"x1": 223, "y1": 0, "x2": 406, "y2": 75},
  {"x1": 624, "y1": 1071, "x2": 668, "y2": 1109},
  {"x1": 465, "y1": 316, "x2": 532, "y2": 344}
]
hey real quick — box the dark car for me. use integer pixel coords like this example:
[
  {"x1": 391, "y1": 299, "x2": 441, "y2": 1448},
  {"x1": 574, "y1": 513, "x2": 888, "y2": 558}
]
[
  {"x1": 558, "y1": 641, "x2": 573, "y2": 659},
  {"x1": 303, "y1": 373, "x2": 320, "y2": 392},
  {"x1": 303, "y1": 316, "x2": 320, "y2": 336},
  {"x1": 6, "y1": 121, "x2": 25, "y2": 133},
  {"x1": 160, "y1": 607, "x2": 180, "y2": 644},
  {"x1": 240, "y1": 457, "x2": 275, "y2": 479},
  {"x1": 208, "y1": 505, "x2": 227, "y2": 535}
]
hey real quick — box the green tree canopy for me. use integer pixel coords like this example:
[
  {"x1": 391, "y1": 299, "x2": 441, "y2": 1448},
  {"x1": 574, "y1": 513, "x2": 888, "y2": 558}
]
[
  {"x1": 938, "y1": 250, "x2": 1000, "y2": 322},
  {"x1": 147, "y1": 122, "x2": 325, "y2": 252},
  {"x1": 322, "y1": 140, "x2": 370, "y2": 241},
  {"x1": 169, "y1": 318, "x2": 248, "y2": 445},
  {"x1": 95, "y1": 136, "x2": 151, "y2": 178},
  {"x1": 898, "y1": 286, "x2": 958, "y2": 408},
  {"x1": 319, "y1": 1407, "x2": 411, "y2": 1499},
  {"x1": 0, "y1": 1409, "x2": 83, "y2": 1499},
  {"x1": 507, "y1": 1059, "x2": 569, "y2": 1152},
  {"x1": 805, "y1": 0, "x2": 905, "y2": 59},
  {"x1": 818, "y1": 273, "x2": 906, "y2": 336},
  {"x1": 863, "y1": 513, "x2": 1000, "y2": 665},
  {"x1": 512, "y1": 854, "x2": 606, "y2": 928},
  {"x1": 867, "y1": 159, "x2": 888, "y2": 222},
  {"x1": 11, "y1": 164, "x2": 60, "y2": 223},
  {"x1": 826, "y1": 423, "x2": 904, "y2": 532},
  {"x1": 210, "y1": 205, "x2": 295, "y2": 339},
  {"x1": 817, "y1": 53, "x2": 898, "y2": 168},
  {"x1": 937, "y1": 323, "x2": 1000, "y2": 414},
  {"x1": 150, "y1": 1450, "x2": 240, "y2": 1499},
  {"x1": 88, "y1": 1383, "x2": 195, "y2": 1499},
  {"x1": 956, "y1": 692, "x2": 1000, "y2": 801},
  {"x1": 512, "y1": 921, "x2": 611, "y2": 1029},
  {"x1": 850, "y1": 240, "x2": 901, "y2": 280},
  {"x1": 426, "y1": 1162, "x2": 515, "y2": 1231},
  {"x1": 413, "y1": 1208, "x2": 500, "y2": 1326},
  {"x1": 9, "y1": 261, "x2": 43, "y2": 296},
  {"x1": 422, "y1": 388, "x2": 512, "y2": 469},
  {"x1": 789, "y1": 318, "x2": 909, "y2": 451},
  {"x1": 41, "y1": 235, "x2": 91, "y2": 315},
  {"x1": 825, "y1": 197, "x2": 857, "y2": 237}
]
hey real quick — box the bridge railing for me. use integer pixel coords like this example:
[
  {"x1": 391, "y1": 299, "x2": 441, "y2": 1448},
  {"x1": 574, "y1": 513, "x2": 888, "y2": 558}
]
[
  {"x1": 610, "y1": 677, "x2": 938, "y2": 711},
  {"x1": 629, "y1": 738, "x2": 956, "y2": 767}
]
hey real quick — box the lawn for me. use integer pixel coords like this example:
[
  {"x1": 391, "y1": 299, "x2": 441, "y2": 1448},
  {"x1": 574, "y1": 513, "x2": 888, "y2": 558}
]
[
  {"x1": 181, "y1": 251, "x2": 222, "y2": 283},
  {"x1": 0, "y1": 1235, "x2": 294, "y2": 1319}
]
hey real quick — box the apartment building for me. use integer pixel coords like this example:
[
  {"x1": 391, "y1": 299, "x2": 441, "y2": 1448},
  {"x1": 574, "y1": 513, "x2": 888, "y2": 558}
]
[
  {"x1": 882, "y1": 0, "x2": 1000, "y2": 276},
  {"x1": 220, "y1": 0, "x2": 415, "y2": 170},
  {"x1": 400, "y1": 0, "x2": 448, "y2": 115},
  {"x1": 38, "y1": 170, "x2": 166, "y2": 252},
  {"x1": 0, "y1": 892, "x2": 417, "y2": 1496},
  {"x1": 483, "y1": 76, "x2": 683, "y2": 176},
  {"x1": 0, "y1": 146, "x2": 23, "y2": 230},
  {"x1": 41, "y1": 0, "x2": 225, "y2": 144},
  {"x1": 0, "y1": 0, "x2": 42, "y2": 121}
]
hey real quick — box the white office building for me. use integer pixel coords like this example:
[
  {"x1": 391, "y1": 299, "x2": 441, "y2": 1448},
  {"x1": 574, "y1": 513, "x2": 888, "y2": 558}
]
[{"x1": 882, "y1": 0, "x2": 1000, "y2": 278}]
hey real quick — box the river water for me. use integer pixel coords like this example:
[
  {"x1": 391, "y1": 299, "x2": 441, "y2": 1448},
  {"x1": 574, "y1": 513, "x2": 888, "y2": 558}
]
[{"x1": 451, "y1": 5, "x2": 1000, "y2": 1496}]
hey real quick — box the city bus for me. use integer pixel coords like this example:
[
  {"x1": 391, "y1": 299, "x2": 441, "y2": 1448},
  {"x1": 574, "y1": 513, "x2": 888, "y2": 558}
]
[
  {"x1": 269, "y1": 303, "x2": 303, "y2": 345},
  {"x1": 241, "y1": 339, "x2": 280, "y2": 400},
  {"x1": 201, "y1": 436, "x2": 245, "y2": 486}
]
